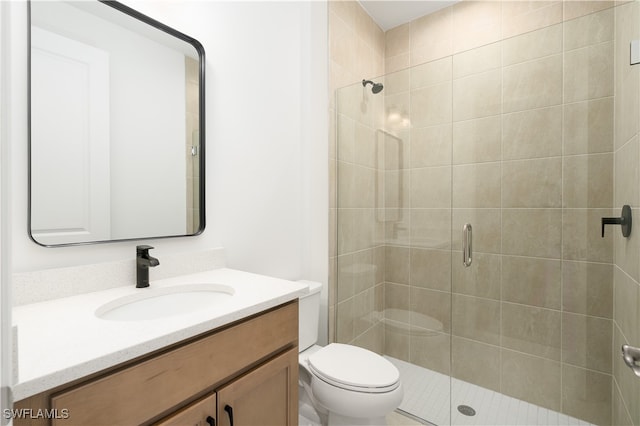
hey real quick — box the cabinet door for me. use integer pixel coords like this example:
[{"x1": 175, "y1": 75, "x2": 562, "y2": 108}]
[
  {"x1": 217, "y1": 347, "x2": 298, "y2": 426},
  {"x1": 155, "y1": 393, "x2": 216, "y2": 426}
]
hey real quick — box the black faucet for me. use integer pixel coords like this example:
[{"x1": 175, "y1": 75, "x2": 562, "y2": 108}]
[{"x1": 136, "y1": 245, "x2": 159, "y2": 288}]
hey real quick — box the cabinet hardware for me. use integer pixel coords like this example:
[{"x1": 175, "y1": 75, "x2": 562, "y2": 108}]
[{"x1": 224, "y1": 405, "x2": 234, "y2": 426}]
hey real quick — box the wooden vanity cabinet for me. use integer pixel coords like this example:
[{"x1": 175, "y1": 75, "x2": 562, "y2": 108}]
[
  {"x1": 14, "y1": 300, "x2": 299, "y2": 426},
  {"x1": 154, "y1": 393, "x2": 217, "y2": 426},
  {"x1": 216, "y1": 347, "x2": 298, "y2": 426}
]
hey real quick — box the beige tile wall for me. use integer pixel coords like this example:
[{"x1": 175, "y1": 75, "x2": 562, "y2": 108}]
[
  {"x1": 377, "y1": 4, "x2": 615, "y2": 424},
  {"x1": 329, "y1": 0, "x2": 385, "y2": 349},
  {"x1": 614, "y1": 2, "x2": 640, "y2": 425},
  {"x1": 330, "y1": 1, "x2": 640, "y2": 425},
  {"x1": 331, "y1": 2, "x2": 629, "y2": 425}
]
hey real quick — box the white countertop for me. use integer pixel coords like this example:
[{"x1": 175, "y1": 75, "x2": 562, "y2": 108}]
[{"x1": 12, "y1": 268, "x2": 308, "y2": 401}]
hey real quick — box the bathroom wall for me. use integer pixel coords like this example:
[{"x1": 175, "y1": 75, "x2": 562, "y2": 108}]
[
  {"x1": 328, "y1": 0, "x2": 385, "y2": 345},
  {"x1": 613, "y1": 2, "x2": 640, "y2": 425},
  {"x1": 334, "y1": 2, "x2": 625, "y2": 425},
  {"x1": 6, "y1": 1, "x2": 328, "y2": 301},
  {"x1": 0, "y1": 1, "x2": 13, "y2": 419}
]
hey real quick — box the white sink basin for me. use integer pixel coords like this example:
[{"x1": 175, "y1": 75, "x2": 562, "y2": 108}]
[{"x1": 95, "y1": 284, "x2": 235, "y2": 321}]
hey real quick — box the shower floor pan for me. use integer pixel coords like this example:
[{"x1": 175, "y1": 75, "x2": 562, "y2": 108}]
[{"x1": 386, "y1": 357, "x2": 595, "y2": 426}]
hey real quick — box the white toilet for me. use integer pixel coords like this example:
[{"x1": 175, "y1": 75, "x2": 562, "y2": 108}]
[{"x1": 298, "y1": 281, "x2": 403, "y2": 426}]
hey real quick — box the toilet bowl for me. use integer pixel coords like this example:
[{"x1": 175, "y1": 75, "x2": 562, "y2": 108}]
[{"x1": 298, "y1": 281, "x2": 403, "y2": 426}]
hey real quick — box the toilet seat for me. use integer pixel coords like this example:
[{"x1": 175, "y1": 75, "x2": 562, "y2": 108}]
[{"x1": 308, "y1": 343, "x2": 400, "y2": 393}]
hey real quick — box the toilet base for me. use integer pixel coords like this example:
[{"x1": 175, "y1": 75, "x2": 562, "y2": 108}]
[{"x1": 328, "y1": 412, "x2": 387, "y2": 426}]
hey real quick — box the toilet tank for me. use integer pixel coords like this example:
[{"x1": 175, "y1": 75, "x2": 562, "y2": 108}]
[{"x1": 297, "y1": 280, "x2": 322, "y2": 352}]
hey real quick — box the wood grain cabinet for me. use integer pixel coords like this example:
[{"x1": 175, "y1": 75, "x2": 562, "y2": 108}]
[
  {"x1": 154, "y1": 393, "x2": 217, "y2": 426},
  {"x1": 15, "y1": 301, "x2": 299, "y2": 426},
  {"x1": 217, "y1": 347, "x2": 297, "y2": 426}
]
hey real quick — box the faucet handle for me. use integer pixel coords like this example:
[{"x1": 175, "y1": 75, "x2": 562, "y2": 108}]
[{"x1": 136, "y1": 245, "x2": 155, "y2": 254}]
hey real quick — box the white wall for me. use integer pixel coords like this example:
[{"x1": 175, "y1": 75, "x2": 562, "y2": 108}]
[
  {"x1": 1, "y1": 1, "x2": 14, "y2": 420},
  {"x1": 9, "y1": 0, "x2": 328, "y2": 302}
]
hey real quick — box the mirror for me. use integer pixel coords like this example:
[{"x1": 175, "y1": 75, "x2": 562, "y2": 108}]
[{"x1": 29, "y1": 0, "x2": 205, "y2": 246}]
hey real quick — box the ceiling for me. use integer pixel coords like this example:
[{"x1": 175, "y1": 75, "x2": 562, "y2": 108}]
[{"x1": 358, "y1": 1, "x2": 459, "y2": 32}]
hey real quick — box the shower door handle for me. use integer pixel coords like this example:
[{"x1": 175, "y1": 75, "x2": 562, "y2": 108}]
[
  {"x1": 462, "y1": 223, "x2": 472, "y2": 267},
  {"x1": 622, "y1": 344, "x2": 640, "y2": 378}
]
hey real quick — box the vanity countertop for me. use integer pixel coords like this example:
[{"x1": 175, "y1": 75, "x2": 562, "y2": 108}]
[{"x1": 12, "y1": 268, "x2": 308, "y2": 401}]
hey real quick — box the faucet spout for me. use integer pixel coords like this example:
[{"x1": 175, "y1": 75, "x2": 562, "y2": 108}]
[
  {"x1": 136, "y1": 245, "x2": 159, "y2": 288},
  {"x1": 142, "y1": 257, "x2": 160, "y2": 267}
]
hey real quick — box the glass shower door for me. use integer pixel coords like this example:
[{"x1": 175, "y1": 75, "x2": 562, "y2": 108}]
[
  {"x1": 335, "y1": 3, "x2": 635, "y2": 426},
  {"x1": 449, "y1": 7, "x2": 617, "y2": 425},
  {"x1": 335, "y1": 67, "x2": 454, "y2": 426}
]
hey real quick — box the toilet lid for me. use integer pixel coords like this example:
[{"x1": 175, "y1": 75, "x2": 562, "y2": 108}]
[{"x1": 308, "y1": 343, "x2": 400, "y2": 392}]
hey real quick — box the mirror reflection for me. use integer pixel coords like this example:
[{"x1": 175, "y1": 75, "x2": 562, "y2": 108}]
[{"x1": 29, "y1": 0, "x2": 205, "y2": 246}]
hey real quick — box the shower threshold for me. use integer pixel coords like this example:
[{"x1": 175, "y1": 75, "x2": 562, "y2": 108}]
[{"x1": 386, "y1": 357, "x2": 595, "y2": 426}]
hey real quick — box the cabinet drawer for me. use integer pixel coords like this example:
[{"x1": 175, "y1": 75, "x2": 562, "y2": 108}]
[
  {"x1": 51, "y1": 301, "x2": 298, "y2": 425},
  {"x1": 154, "y1": 392, "x2": 216, "y2": 426}
]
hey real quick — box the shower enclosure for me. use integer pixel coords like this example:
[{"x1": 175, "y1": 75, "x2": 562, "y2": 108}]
[{"x1": 334, "y1": 3, "x2": 639, "y2": 425}]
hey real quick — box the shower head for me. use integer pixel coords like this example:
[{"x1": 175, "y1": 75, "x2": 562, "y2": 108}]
[{"x1": 362, "y1": 79, "x2": 384, "y2": 94}]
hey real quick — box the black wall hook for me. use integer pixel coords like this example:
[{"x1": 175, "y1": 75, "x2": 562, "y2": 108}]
[{"x1": 602, "y1": 205, "x2": 632, "y2": 238}]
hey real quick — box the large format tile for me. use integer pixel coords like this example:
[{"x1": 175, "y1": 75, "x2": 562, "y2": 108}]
[
  {"x1": 410, "y1": 7, "x2": 452, "y2": 65},
  {"x1": 452, "y1": 252, "x2": 501, "y2": 300},
  {"x1": 563, "y1": 97, "x2": 613, "y2": 155},
  {"x1": 452, "y1": 209, "x2": 501, "y2": 254},
  {"x1": 410, "y1": 83, "x2": 452, "y2": 127},
  {"x1": 502, "y1": 23, "x2": 562, "y2": 66},
  {"x1": 451, "y1": 337, "x2": 500, "y2": 392},
  {"x1": 410, "y1": 248, "x2": 451, "y2": 292},
  {"x1": 410, "y1": 57, "x2": 452, "y2": 90},
  {"x1": 385, "y1": 246, "x2": 410, "y2": 284},
  {"x1": 411, "y1": 124, "x2": 452, "y2": 168},
  {"x1": 452, "y1": 116, "x2": 501, "y2": 165},
  {"x1": 452, "y1": 163, "x2": 501, "y2": 208},
  {"x1": 562, "y1": 261, "x2": 613, "y2": 318},
  {"x1": 502, "y1": 106, "x2": 562, "y2": 160},
  {"x1": 411, "y1": 167, "x2": 451, "y2": 208},
  {"x1": 502, "y1": 1, "x2": 562, "y2": 39},
  {"x1": 564, "y1": 42, "x2": 614, "y2": 103},
  {"x1": 503, "y1": 55, "x2": 562, "y2": 113},
  {"x1": 501, "y1": 302, "x2": 561, "y2": 361},
  {"x1": 563, "y1": 7, "x2": 613, "y2": 50},
  {"x1": 410, "y1": 287, "x2": 451, "y2": 333},
  {"x1": 451, "y1": 0, "x2": 501, "y2": 54},
  {"x1": 452, "y1": 42, "x2": 500, "y2": 79},
  {"x1": 562, "y1": 208, "x2": 613, "y2": 263},
  {"x1": 563, "y1": 153, "x2": 613, "y2": 208},
  {"x1": 501, "y1": 349, "x2": 561, "y2": 412},
  {"x1": 502, "y1": 158, "x2": 562, "y2": 208},
  {"x1": 452, "y1": 294, "x2": 500, "y2": 346},
  {"x1": 614, "y1": 2, "x2": 640, "y2": 149},
  {"x1": 561, "y1": 312, "x2": 612, "y2": 373},
  {"x1": 453, "y1": 69, "x2": 501, "y2": 121},
  {"x1": 614, "y1": 267, "x2": 639, "y2": 345},
  {"x1": 411, "y1": 209, "x2": 452, "y2": 249},
  {"x1": 614, "y1": 136, "x2": 639, "y2": 208},
  {"x1": 562, "y1": 365, "x2": 612, "y2": 426},
  {"x1": 503, "y1": 209, "x2": 562, "y2": 258},
  {"x1": 502, "y1": 256, "x2": 561, "y2": 309},
  {"x1": 409, "y1": 329, "x2": 451, "y2": 375}
]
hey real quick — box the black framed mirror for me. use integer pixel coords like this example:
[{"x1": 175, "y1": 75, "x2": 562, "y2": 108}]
[{"x1": 28, "y1": 0, "x2": 205, "y2": 247}]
